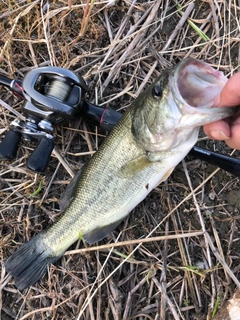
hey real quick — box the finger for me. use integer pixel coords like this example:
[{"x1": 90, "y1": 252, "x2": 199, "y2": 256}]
[
  {"x1": 203, "y1": 120, "x2": 231, "y2": 140},
  {"x1": 225, "y1": 114, "x2": 240, "y2": 149},
  {"x1": 225, "y1": 123, "x2": 240, "y2": 149},
  {"x1": 213, "y1": 72, "x2": 240, "y2": 107}
]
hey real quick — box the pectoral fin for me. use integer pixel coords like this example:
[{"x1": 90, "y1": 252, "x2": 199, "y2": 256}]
[
  {"x1": 84, "y1": 219, "x2": 123, "y2": 244},
  {"x1": 118, "y1": 155, "x2": 151, "y2": 178}
]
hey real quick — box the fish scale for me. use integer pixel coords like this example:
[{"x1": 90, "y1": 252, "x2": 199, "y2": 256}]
[{"x1": 5, "y1": 58, "x2": 236, "y2": 290}]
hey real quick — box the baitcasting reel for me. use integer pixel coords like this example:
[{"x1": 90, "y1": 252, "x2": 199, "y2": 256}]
[
  {"x1": 0, "y1": 67, "x2": 88, "y2": 172},
  {"x1": 0, "y1": 67, "x2": 121, "y2": 172}
]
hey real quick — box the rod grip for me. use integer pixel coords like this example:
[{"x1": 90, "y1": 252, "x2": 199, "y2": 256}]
[
  {"x1": 26, "y1": 137, "x2": 54, "y2": 173},
  {"x1": 11, "y1": 80, "x2": 24, "y2": 97},
  {"x1": 189, "y1": 146, "x2": 240, "y2": 177},
  {"x1": 100, "y1": 109, "x2": 122, "y2": 131},
  {"x1": 0, "y1": 130, "x2": 21, "y2": 159},
  {"x1": 80, "y1": 101, "x2": 122, "y2": 131}
]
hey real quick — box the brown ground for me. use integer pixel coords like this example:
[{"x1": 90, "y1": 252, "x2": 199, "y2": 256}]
[{"x1": 1, "y1": 1, "x2": 240, "y2": 319}]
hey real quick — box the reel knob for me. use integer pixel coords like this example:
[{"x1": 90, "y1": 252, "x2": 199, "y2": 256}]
[
  {"x1": 26, "y1": 137, "x2": 54, "y2": 173},
  {"x1": 0, "y1": 130, "x2": 21, "y2": 159}
]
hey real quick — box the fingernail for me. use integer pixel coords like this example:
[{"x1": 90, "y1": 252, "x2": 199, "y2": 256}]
[{"x1": 209, "y1": 130, "x2": 230, "y2": 140}]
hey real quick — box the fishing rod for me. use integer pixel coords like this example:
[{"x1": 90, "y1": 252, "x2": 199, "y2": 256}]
[{"x1": 0, "y1": 68, "x2": 239, "y2": 177}]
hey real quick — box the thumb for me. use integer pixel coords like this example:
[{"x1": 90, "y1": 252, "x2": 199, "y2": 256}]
[{"x1": 213, "y1": 72, "x2": 240, "y2": 107}]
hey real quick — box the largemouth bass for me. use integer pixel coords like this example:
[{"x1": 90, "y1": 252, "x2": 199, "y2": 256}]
[{"x1": 5, "y1": 58, "x2": 235, "y2": 290}]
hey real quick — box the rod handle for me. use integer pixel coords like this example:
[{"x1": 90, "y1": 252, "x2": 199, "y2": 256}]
[
  {"x1": 100, "y1": 109, "x2": 122, "y2": 131},
  {"x1": 189, "y1": 146, "x2": 240, "y2": 177}
]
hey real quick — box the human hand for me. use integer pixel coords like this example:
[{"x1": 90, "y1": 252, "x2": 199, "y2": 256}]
[{"x1": 203, "y1": 72, "x2": 240, "y2": 150}]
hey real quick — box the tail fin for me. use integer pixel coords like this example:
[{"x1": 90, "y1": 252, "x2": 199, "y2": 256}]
[{"x1": 5, "y1": 233, "x2": 60, "y2": 290}]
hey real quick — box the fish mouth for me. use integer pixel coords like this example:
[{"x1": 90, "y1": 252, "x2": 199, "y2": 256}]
[{"x1": 174, "y1": 58, "x2": 227, "y2": 109}]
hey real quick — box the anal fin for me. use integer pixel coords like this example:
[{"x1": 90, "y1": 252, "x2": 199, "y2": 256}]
[
  {"x1": 83, "y1": 219, "x2": 123, "y2": 244},
  {"x1": 160, "y1": 167, "x2": 175, "y2": 183}
]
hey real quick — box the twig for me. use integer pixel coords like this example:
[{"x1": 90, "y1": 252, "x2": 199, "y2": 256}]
[
  {"x1": 64, "y1": 231, "x2": 204, "y2": 255},
  {"x1": 161, "y1": 2, "x2": 195, "y2": 52}
]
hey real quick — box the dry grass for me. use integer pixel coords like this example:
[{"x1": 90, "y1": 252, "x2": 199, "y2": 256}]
[{"x1": 0, "y1": 0, "x2": 240, "y2": 319}]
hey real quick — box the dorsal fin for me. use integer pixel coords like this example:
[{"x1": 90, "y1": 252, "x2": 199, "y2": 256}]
[{"x1": 59, "y1": 164, "x2": 85, "y2": 211}]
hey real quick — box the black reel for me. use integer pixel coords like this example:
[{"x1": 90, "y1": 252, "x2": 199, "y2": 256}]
[{"x1": 0, "y1": 67, "x2": 88, "y2": 172}]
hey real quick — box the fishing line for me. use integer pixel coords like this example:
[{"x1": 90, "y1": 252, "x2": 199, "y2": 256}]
[{"x1": 45, "y1": 79, "x2": 71, "y2": 102}]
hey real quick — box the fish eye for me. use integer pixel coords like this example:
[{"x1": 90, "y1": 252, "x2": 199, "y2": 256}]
[{"x1": 152, "y1": 83, "x2": 162, "y2": 99}]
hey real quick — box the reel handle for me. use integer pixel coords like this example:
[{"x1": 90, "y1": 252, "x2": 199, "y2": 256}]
[
  {"x1": 0, "y1": 130, "x2": 21, "y2": 159},
  {"x1": 26, "y1": 137, "x2": 54, "y2": 173}
]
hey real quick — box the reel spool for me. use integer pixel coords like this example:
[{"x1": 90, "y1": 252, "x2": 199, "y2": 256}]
[
  {"x1": 44, "y1": 78, "x2": 72, "y2": 102},
  {"x1": 0, "y1": 67, "x2": 88, "y2": 172}
]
